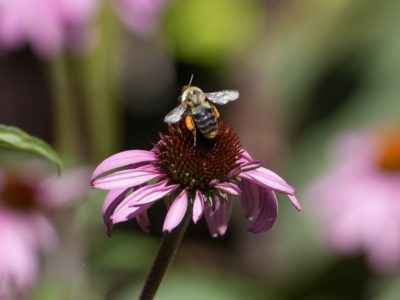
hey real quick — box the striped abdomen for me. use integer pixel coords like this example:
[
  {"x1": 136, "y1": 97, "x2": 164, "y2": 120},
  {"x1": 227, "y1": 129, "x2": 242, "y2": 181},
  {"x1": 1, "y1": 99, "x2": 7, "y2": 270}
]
[{"x1": 192, "y1": 106, "x2": 218, "y2": 139}]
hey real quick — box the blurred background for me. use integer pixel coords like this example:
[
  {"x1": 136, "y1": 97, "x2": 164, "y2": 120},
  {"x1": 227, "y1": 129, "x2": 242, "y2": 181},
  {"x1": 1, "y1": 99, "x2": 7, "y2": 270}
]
[{"x1": 1, "y1": 0, "x2": 400, "y2": 299}]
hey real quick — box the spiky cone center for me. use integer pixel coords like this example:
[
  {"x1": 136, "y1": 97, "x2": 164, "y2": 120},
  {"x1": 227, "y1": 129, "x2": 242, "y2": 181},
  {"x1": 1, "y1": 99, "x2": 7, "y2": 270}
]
[{"x1": 156, "y1": 121, "x2": 241, "y2": 193}]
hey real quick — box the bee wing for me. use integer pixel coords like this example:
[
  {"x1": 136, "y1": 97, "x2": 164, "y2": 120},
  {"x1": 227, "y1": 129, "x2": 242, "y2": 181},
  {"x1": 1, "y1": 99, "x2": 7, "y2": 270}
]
[
  {"x1": 205, "y1": 90, "x2": 239, "y2": 105},
  {"x1": 164, "y1": 103, "x2": 187, "y2": 124}
]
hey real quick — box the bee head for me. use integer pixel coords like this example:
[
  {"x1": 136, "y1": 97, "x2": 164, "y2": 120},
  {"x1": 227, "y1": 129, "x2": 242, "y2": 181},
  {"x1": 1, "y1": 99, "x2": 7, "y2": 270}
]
[{"x1": 180, "y1": 86, "x2": 204, "y2": 106}]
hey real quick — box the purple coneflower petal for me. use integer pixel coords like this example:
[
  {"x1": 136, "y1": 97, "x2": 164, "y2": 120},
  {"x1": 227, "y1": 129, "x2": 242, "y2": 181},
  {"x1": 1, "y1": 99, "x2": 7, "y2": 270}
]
[
  {"x1": 111, "y1": 181, "x2": 173, "y2": 221},
  {"x1": 240, "y1": 160, "x2": 264, "y2": 172},
  {"x1": 214, "y1": 182, "x2": 241, "y2": 196},
  {"x1": 239, "y1": 180, "x2": 260, "y2": 220},
  {"x1": 227, "y1": 167, "x2": 241, "y2": 179},
  {"x1": 130, "y1": 181, "x2": 180, "y2": 206},
  {"x1": 248, "y1": 189, "x2": 278, "y2": 234},
  {"x1": 163, "y1": 190, "x2": 189, "y2": 233},
  {"x1": 110, "y1": 180, "x2": 174, "y2": 223},
  {"x1": 111, "y1": 202, "x2": 153, "y2": 225},
  {"x1": 239, "y1": 167, "x2": 296, "y2": 195},
  {"x1": 192, "y1": 190, "x2": 204, "y2": 223},
  {"x1": 257, "y1": 167, "x2": 296, "y2": 191},
  {"x1": 92, "y1": 150, "x2": 157, "y2": 180},
  {"x1": 288, "y1": 194, "x2": 302, "y2": 211},
  {"x1": 239, "y1": 151, "x2": 295, "y2": 194},
  {"x1": 204, "y1": 202, "x2": 218, "y2": 238},
  {"x1": 239, "y1": 149, "x2": 253, "y2": 162},
  {"x1": 92, "y1": 166, "x2": 163, "y2": 190},
  {"x1": 204, "y1": 197, "x2": 233, "y2": 238},
  {"x1": 102, "y1": 188, "x2": 131, "y2": 236},
  {"x1": 136, "y1": 212, "x2": 151, "y2": 233}
]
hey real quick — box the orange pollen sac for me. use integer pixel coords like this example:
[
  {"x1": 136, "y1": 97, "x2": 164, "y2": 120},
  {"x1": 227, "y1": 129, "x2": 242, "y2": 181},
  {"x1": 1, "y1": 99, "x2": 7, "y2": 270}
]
[
  {"x1": 0, "y1": 177, "x2": 37, "y2": 211},
  {"x1": 378, "y1": 132, "x2": 400, "y2": 172},
  {"x1": 185, "y1": 115, "x2": 195, "y2": 131}
]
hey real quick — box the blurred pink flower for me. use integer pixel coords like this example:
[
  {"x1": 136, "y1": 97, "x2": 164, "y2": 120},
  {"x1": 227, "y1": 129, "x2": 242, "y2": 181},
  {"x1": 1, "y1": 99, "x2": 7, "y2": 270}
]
[
  {"x1": 112, "y1": 0, "x2": 167, "y2": 36},
  {"x1": 307, "y1": 129, "x2": 400, "y2": 272},
  {"x1": 0, "y1": 166, "x2": 90, "y2": 298},
  {"x1": 92, "y1": 123, "x2": 300, "y2": 237},
  {"x1": 0, "y1": 0, "x2": 98, "y2": 57}
]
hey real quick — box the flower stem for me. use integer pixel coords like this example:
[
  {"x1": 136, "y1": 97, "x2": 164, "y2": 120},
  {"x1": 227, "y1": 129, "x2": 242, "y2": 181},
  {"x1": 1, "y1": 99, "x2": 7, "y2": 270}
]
[{"x1": 139, "y1": 213, "x2": 191, "y2": 300}]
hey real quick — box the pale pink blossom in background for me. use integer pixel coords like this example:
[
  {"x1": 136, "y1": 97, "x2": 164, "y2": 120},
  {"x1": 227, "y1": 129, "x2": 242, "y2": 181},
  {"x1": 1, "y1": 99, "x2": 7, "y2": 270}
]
[
  {"x1": 0, "y1": 166, "x2": 90, "y2": 298},
  {"x1": 0, "y1": 0, "x2": 98, "y2": 57},
  {"x1": 307, "y1": 130, "x2": 400, "y2": 272},
  {"x1": 112, "y1": 0, "x2": 167, "y2": 37},
  {"x1": 92, "y1": 123, "x2": 300, "y2": 237}
]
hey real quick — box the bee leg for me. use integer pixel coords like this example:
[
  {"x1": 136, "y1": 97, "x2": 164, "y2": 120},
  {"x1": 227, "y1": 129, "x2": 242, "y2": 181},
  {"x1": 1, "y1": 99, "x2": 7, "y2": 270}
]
[
  {"x1": 212, "y1": 105, "x2": 220, "y2": 119},
  {"x1": 193, "y1": 128, "x2": 197, "y2": 147},
  {"x1": 185, "y1": 115, "x2": 197, "y2": 146}
]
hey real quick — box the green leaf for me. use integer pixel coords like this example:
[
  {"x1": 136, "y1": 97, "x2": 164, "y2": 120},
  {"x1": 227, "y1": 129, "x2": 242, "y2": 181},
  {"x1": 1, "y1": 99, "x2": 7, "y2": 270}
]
[{"x1": 0, "y1": 124, "x2": 63, "y2": 171}]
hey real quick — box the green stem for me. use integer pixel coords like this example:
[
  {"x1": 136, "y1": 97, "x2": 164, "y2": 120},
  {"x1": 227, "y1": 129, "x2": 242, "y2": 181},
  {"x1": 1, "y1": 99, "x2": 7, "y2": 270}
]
[
  {"x1": 49, "y1": 55, "x2": 88, "y2": 161},
  {"x1": 83, "y1": 3, "x2": 122, "y2": 162},
  {"x1": 139, "y1": 213, "x2": 191, "y2": 300}
]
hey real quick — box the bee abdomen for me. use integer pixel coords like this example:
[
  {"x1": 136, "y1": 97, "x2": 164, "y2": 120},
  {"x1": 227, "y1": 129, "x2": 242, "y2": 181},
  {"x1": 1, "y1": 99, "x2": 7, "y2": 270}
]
[{"x1": 193, "y1": 107, "x2": 218, "y2": 138}]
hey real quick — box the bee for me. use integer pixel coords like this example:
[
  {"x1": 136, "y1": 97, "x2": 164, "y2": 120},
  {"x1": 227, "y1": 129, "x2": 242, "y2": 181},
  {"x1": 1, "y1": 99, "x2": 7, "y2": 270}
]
[{"x1": 164, "y1": 80, "x2": 239, "y2": 143}]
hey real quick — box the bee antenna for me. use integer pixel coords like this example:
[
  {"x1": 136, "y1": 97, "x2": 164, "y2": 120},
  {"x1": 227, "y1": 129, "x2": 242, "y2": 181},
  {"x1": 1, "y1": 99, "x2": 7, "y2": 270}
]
[{"x1": 188, "y1": 74, "x2": 194, "y2": 86}]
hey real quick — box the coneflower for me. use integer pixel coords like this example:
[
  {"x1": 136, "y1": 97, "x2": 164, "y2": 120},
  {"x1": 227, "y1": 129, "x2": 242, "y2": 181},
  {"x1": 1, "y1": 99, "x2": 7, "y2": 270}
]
[
  {"x1": 0, "y1": 165, "x2": 90, "y2": 298},
  {"x1": 92, "y1": 121, "x2": 300, "y2": 236},
  {"x1": 307, "y1": 128, "x2": 400, "y2": 272},
  {"x1": 92, "y1": 119, "x2": 300, "y2": 299}
]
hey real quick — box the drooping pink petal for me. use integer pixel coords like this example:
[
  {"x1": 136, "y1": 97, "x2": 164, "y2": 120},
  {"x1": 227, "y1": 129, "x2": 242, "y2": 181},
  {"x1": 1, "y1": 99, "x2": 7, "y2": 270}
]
[
  {"x1": 247, "y1": 189, "x2": 278, "y2": 234},
  {"x1": 204, "y1": 205, "x2": 218, "y2": 238},
  {"x1": 256, "y1": 167, "x2": 297, "y2": 191},
  {"x1": 92, "y1": 150, "x2": 158, "y2": 180},
  {"x1": 238, "y1": 180, "x2": 260, "y2": 220},
  {"x1": 102, "y1": 189, "x2": 128, "y2": 216},
  {"x1": 238, "y1": 149, "x2": 253, "y2": 162},
  {"x1": 204, "y1": 197, "x2": 233, "y2": 238},
  {"x1": 162, "y1": 190, "x2": 188, "y2": 232},
  {"x1": 136, "y1": 212, "x2": 151, "y2": 233},
  {"x1": 227, "y1": 167, "x2": 241, "y2": 179},
  {"x1": 214, "y1": 182, "x2": 241, "y2": 196},
  {"x1": 110, "y1": 181, "x2": 178, "y2": 223},
  {"x1": 111, "y1": 202, "x2": 153, "y2": 225},
  {"x1": 240, "y1": 160, "x2": 264, "y2": 172},
  {"x1": 288, "y1": 194, "x2": 302, "y2": 211},
  {"x1": 239, "y1": 168, "x2": 296, "y2": 195},
  {"x1": 102, "y1": 188, "x2": 131, "y2": 236},
  {"x1": 192, "y1": 190, "x2": 204, "y2": 223},
  {"x1": 92, "y1": 166, "x2": 164, "y2": 190},
  {"x1": 129, "y1": 181, "x2": 179, "y2": 206}
]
